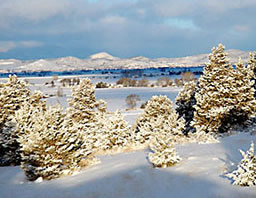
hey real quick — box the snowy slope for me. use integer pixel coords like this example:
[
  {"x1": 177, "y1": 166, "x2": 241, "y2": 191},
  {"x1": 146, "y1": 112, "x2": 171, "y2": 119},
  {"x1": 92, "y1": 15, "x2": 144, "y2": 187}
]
[{"x1": 1, "y1": 132, "x2": 256, "y2": 198}]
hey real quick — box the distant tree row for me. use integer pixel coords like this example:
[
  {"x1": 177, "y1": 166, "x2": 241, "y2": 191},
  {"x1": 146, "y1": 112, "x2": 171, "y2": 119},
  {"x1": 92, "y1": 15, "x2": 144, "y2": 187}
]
[{"x1": 116, "y1": 72, "x2": 196, "y2": 88}]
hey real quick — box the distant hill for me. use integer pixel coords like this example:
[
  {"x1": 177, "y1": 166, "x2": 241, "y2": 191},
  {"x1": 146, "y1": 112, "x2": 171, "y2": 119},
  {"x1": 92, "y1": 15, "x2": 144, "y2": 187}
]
[{"x1": 0, "y1": 49, "x2": 253, "y2": 73}]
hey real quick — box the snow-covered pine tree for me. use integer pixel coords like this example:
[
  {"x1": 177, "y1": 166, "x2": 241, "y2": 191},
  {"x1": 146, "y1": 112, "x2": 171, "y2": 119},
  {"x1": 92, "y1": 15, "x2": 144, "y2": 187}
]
[
  {"x1": 226, "y1": 141, "x2": 256, "y2": 187},
  {"x1": 247, "y1": 52, "x2": 256, "y2": 98},
  {"x1": 0, "y1": 75, "x2": 31, "y2": 166},
  {"x1": 99, "y1": 111, "x2": 133, "y2": 150},
  {"x1": 191, "y1": 44, "x2": 256, "y2": 134},
  {"x1": 67, "y1": 78, "x2": 106, "y2": 128},
  {"x1": 148, "y1": 114, "x2": 185, "y2": 168},
  {"x1": 219, "y1": 58, "x2": 256, "y2": 132},
  {"x1": 14, "y1": 91, "x2": 47, "y2": 138},
  {"x1": 16, "y1": 104, "x2": 92, "y2": 181},
  {"x1": 67, "y1": 78, "x2": 133, "y2": 154},
  {"x1": 148, "y1": 135, "x2": 181, "y2": 168},
  {"x1": 191, "y1": 44, "x2": 233, "y2": 134},
  {"x1": 134, "y1": 95, "x2": 185, "y2": 145},
  {"x1": 176, "y1": 81, "x2": 197, "y2": 135},
  {"x1": 88, "y1": 111, "x2": 133, "y2": 152}
]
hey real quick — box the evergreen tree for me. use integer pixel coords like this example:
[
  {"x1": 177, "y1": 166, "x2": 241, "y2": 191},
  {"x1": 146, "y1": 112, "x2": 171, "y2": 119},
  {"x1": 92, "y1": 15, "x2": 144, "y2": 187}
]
[
  {"x1": 148, "y1": 115, "x2": 185, "y2": 168},
  {"x1": 67, "y1": 78, "x2": 106, "y2": 128},
  {"x1": 67, "y1": 78, "x2": 133, "y2": 152},
  {"x1": 135, "y1": 95, "x2": 185, "y2": 145},
  {"x1": 100, "y1": 111, "x2": 133, "y2": 150},
  {"x1": 247, "y1": 52, "x2": 256, "y2": 98},
  {"x1": 148, "y1": 135, "x2": 181, "y2": 168},
  {"x1": 16, "y1": 78, "x2": 134, "y2": 180},
  {"x1": 87, "y1": 111, "x2": 133, "y2": 152},
  {"x1": 219, "y1": 58, "x2": 256, "y2": 132},
  {"x1": 176, "y1": 81, "x2": 197, "y2": 135},
  {"x1": 0, "y1": 75, "x2": 31, "y2": 166},
  {"x1": 226, "y1": 142, "x2": 256, "y2": 187},
  {"x1": 191, "y1": 44, "x2": 256, "y2": 134},
  {"x1": 16, "y1": 104, "x2": 92, "y2": 181}
]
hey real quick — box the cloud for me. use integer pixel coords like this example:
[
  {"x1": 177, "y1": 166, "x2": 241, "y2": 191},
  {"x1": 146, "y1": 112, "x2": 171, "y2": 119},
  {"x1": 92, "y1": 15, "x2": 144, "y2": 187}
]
[
  {"x1": 0, "y1": 0, "x2": 71, "y2": 28},
  {"x1": 0, "y1": 40, "x2": 43, "y2": 53},
  {"x1": 0, "y1": 0, "x2": 256, "y2": 59},
  {"x1": 19, "y1": 41, "x2": 43, "y2": 48},
  {"x1": 233, "y1": 25, "x2": 251, "y2": 32},
  {"x1": 0, "y1": 42, "x2": 16, "y2": 53}
]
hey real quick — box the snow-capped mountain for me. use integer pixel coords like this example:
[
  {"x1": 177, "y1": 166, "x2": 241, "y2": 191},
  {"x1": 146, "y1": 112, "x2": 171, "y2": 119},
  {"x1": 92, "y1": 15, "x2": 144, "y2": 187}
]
[
  {"x1": 90, "y1": 52, "x2": 119, "y2": 61},
  {"x1": 0, "y1": 49, "x2": 252, "y2": 72}
]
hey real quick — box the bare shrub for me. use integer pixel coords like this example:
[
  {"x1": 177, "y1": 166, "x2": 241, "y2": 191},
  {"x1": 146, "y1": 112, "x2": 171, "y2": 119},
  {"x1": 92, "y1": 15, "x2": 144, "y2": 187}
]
[
  {"x1": 174, "y1": 78, "x2": 183, "y2": 87},
  {"x1": 156, "y1": 76, "x2": 173, "y2": 87},
  {"x1": 125, "y1": 94, "x2": 141, "y2": 109},
  {"x1": 180, "y1": 72, "x2": 195, "y2": 83},
  {"x1": 137, "y1": 78, "x2": 149, "y2": 87},
  {"x1": 56, "y1": 86, "x2": 64, "y2": 97},
  {"x1": 116, "y1": 78, "x2": 137, "y2": 87},
  {"x1": 96, "y1": 82, "x2": 109, "y2": 88}
]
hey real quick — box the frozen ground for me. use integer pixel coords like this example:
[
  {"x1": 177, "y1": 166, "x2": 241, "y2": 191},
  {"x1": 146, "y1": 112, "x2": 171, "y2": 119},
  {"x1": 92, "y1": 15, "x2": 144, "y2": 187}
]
[{"x1": 1, "y1": 132, "x2": 256, "y2": 198}]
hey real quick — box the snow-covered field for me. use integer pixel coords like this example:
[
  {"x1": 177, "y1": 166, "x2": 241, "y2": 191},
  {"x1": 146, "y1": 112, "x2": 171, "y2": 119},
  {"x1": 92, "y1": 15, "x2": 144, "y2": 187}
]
[
  {"x1": 34, "y1": 86, "x2": 181, "y2": 124},
  {"x1": 1, "y1": 78, "x2": 256, "y2": 198},
  {"x1": 1, "y1": 132, "x2": 256, "y2": 198}
]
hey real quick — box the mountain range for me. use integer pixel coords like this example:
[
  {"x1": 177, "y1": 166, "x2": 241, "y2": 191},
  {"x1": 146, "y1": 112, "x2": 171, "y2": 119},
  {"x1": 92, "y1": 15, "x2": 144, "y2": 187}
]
[{"x1": 0, "y1": 49, "x2": 253, "y2": 73}]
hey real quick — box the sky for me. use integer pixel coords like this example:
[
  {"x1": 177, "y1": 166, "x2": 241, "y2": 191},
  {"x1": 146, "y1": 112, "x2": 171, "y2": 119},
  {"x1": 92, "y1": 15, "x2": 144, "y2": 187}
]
[{"x1": 0, "y1": 0, "x2": 255, "y2": 60}]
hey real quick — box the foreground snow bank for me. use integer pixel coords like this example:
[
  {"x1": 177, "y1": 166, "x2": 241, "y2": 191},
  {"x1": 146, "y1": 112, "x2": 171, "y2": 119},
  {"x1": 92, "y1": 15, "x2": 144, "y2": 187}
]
[{"x1": 1, "y1": 132, "x2": 256, "y2": 198}]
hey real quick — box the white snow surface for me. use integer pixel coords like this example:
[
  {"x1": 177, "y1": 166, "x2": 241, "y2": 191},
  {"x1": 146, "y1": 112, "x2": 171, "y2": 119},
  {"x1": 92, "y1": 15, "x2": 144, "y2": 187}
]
[{"x1": 1, "y1": 133, "x2": 256, "y2": 198}]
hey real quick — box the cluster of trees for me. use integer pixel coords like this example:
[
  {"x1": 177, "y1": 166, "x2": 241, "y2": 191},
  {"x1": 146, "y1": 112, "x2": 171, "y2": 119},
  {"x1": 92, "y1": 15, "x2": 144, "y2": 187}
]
[
  {"x1": 0, "y1": 77, "x2": 133, "y2": 180},
  {"x1": 175, "y1": 45, "x2": 256, "y2": 186},
  {"x1": 1, "y1": 44, "x2": 256, "y2": 186},
  {"x1": 116, "y1": 77, "x2": 150, "y2": 87},
  {"x1": 176, "y1": 44, "x2": 256, "y2": 135},
  {"x1": 115, "y1": 72, "x2": 196, "y2": 88},
  {"x1": 44, "y1": 77, "x2": 80, "y2": 88},
  {"x1": 60, "y1": 78, "x2": 80, "y2": 87},
  {"x1": 0, "y1": 75, "x2": 207, "y2": 181}
]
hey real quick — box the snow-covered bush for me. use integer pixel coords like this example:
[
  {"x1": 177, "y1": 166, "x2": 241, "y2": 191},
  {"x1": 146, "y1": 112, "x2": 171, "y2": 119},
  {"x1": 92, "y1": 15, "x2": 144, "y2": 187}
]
[
  {"x1": 187, "y1": 130, "x2": 218, "y2": 144},
  {"x1": 134, "y1": 95, "x2": 186, "y2": 145},
  {"x1": 226, "y1": 141, "x2": 256, "y2": 187},
  {"x1": 16, "y1": 104, "x2": 92, "y2": 181},
  {"x1": 0, "y1": 75, "x2": 31, "y2": 166},
  {"x1": 176, "y1": 81, "x2": 197, "y2": 135},
  {"x1": 191, "y1": 44, "x2": 256, "y2": 134},
  {"x1": 148, "y1": 135, "x2": 181, "y2": 168}
]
